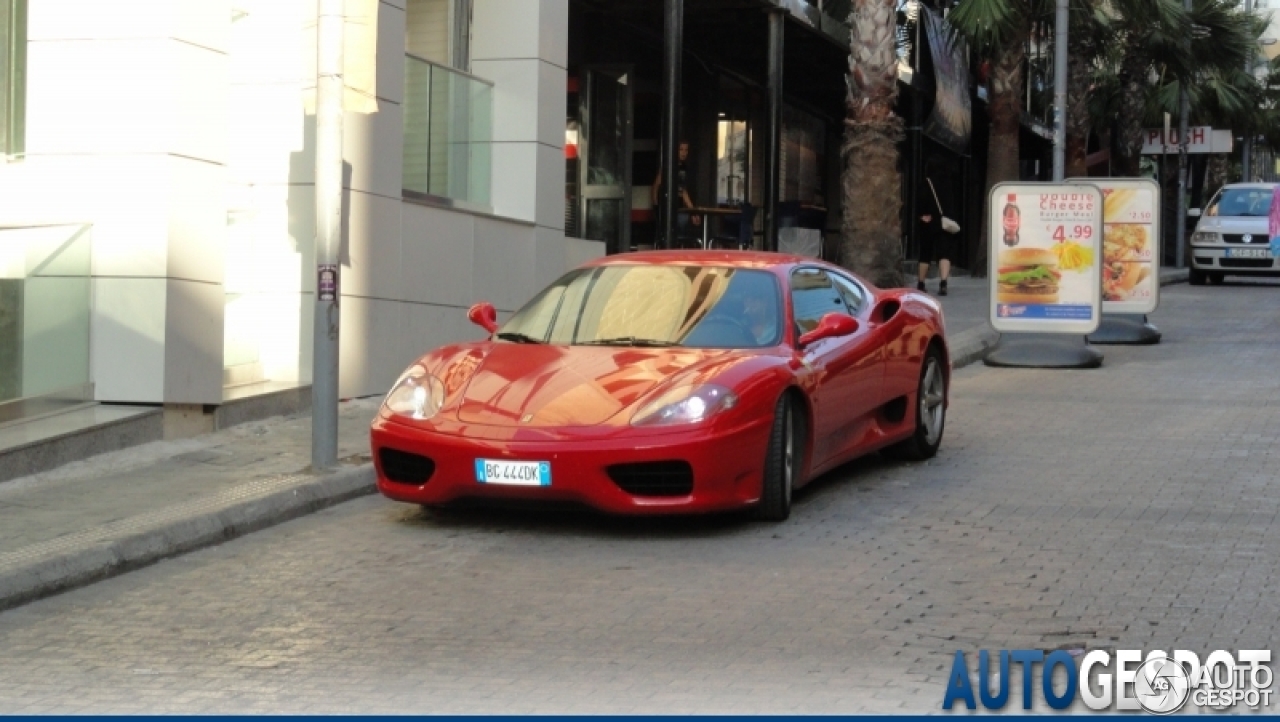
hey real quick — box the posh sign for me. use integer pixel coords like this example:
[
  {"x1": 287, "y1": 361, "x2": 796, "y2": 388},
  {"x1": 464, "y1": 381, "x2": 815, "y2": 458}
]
[{"x1": 1141, "y1": 126, "x2": 1233, "y2": 154}]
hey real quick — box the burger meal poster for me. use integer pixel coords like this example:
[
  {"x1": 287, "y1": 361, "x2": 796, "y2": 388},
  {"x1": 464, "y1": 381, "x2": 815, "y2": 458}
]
[
  {"x1": 988, "y1": 182, "x2": 1103, "y2": 335},
  {"x1": 1069, "y1": 177, "x2": 1160, "y2": 315}
]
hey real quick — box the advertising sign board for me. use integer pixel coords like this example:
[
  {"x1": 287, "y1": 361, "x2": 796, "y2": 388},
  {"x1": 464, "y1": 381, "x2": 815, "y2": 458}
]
[
  {"x1": 1071, "y1": 178, "x2": 1160, "y2": 315},
  {"x1": 989, "y1": 183, "x2": 1103, "y2": 335}
]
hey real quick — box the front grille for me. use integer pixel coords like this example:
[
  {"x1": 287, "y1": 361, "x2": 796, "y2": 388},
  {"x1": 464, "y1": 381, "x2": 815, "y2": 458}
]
[
  {"x1": 378, "y1": 448, "x2": 435, "y2": 485},
  {"x1": 1219, "y1": 258, "x2": 1275, "y2": 268},
  {"x1": 1195, "y1": 257, "x2": 1215, "y2": 266},
  {"x1": 1222, "y1": 234, "x2": 1268, "y2": 245},
  {"x1": 607, "y1": 461, "x2": 694, "y2": 497}
]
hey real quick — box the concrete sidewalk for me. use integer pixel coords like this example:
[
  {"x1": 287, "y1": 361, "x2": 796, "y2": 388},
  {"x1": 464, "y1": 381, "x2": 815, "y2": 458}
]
[{"x1": 0, "y1": 267, "x2": 1188, "y2": 612}]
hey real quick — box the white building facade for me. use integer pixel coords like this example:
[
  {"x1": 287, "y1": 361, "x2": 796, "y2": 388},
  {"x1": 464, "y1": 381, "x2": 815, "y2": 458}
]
[{"x1": 0, "y1": 0, "x2": 600, "y2": 424}]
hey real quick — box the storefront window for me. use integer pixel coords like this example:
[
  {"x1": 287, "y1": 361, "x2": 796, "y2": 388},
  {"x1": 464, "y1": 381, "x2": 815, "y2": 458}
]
[
  {"x1": 716, "y1": 119, "x2": 748, "y2": 206},
  {"x1": 781, "y1": 105, "x2": 825, "y2": 206},
  {"x1": 0, "y1": 225, "x2": 92, "y2": 408}
]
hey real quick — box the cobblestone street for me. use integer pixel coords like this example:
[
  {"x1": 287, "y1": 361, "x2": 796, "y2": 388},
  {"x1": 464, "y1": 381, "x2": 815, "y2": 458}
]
[{"x1": 0, "y1": 280, "x2": 1277, "y2": 714}]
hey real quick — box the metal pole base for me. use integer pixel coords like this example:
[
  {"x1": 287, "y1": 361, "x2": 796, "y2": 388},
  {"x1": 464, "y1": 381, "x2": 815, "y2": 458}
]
[
  {"x1": 1086, "y1": 313, "x2": 1161, "y2": 345},
  {"x1": 983, "y1": 333, "x2": 1104, "y2": 369}
]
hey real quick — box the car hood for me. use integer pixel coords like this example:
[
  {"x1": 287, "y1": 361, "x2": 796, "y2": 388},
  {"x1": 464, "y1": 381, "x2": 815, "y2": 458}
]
[
  {"x1": 445, "y1": 343, "x2": 738, "y2": 428},
  {"x1": 1195, "y1": 216, "x2": 1268, "y2": 234}
]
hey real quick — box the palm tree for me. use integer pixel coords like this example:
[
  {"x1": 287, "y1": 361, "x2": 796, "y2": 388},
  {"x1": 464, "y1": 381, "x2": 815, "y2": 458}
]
[
  {"x1": 1108, "y1": 0, "x2": 1258, "y2": 175},
  {"x1": 1064, "y1": 0, "x2": 1111, "y2": 176},
  {"x1": 949, "y1": 0, "x2": 1038, "y2": 278},
  {"x1": 840, "y1": 0, "x2": 906, "y2": 289}
]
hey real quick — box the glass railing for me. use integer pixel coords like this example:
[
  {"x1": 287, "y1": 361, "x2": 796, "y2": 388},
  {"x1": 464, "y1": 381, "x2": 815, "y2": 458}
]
[
  {"x1": 403, "y1": 53, "x2": 493, "y2": 209},
  {"x1": 0, "y1": 224, "x2": 92, "y2": 417}
]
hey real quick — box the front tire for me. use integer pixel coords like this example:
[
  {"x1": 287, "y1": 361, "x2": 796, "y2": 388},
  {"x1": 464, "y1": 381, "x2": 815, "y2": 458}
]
[
  {"x1": 1208, "y1": 271, "x2": 1225, "y2": 285},
  {"x1": 1189, "y1": 267, "x2": 1207, "y2": 286},
  {"x1": 883, "y1": 345, "x2": 947, "y2": 461},
  {"x1": 755, "y1": 395, "x2": 796, "y2": 522}
]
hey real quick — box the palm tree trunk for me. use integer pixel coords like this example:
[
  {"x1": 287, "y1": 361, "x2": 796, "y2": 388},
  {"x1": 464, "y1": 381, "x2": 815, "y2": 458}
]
[
  {"x1": 973, "y1": 34, "x2": 1026, "y2": 278},
  {"x1": 1114, "y1": 49, "x2": 1148, "y2": 176},
  {"x1": 840, "y1": 0, "x2": 905, "y2": 289},
  {"x1": 1065, "y1": 37, "x2": 1092, "y2": 178}
]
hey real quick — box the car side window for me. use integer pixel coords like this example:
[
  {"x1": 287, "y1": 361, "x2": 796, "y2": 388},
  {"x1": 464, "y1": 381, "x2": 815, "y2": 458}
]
[
  {"x1": 1204, "y1": 190, "x2": 1221, "y2": 217},
  {"x1": 830, "y1": 273, "x2": 869, "y2": 316},
  {"x1": 790, "y1": 268, "x2": 848, "y2": 335}
]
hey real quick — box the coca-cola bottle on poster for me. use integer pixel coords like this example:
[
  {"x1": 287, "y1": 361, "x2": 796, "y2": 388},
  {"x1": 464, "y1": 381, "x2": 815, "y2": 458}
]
[{"x1": 1002, "y1": 194, "x2": 1021, "y2": 247}]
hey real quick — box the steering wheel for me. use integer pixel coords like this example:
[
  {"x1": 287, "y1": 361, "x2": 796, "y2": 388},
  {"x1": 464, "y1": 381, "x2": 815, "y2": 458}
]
[{"x1": 695, "y1": 315, "x2": 756, "y2": 347}]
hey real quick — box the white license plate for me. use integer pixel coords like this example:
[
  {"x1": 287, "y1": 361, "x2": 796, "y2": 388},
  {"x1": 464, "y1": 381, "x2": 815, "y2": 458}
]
[
  {"x1": 1226, "y1": 247, "x2": 1271, "y2": 259},
  {"x1": 474, "y1": 459, "x2": 551, "y2": 486}
]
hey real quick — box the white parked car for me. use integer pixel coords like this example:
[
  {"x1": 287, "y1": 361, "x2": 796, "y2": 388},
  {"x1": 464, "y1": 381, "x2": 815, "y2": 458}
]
[{"x1": 1187, "y1": 182, "x2": 1280, "y2": 285}]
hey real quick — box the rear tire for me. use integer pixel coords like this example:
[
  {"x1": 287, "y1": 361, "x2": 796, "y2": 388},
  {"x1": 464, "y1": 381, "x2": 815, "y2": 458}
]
[
  {"x1": 755, "y1": 395, "x2": 797, "y2": 522},
  {"x1": 883, "y1": 345, "x2": 947, "y2": 462},
  {"x1": 1189, "y1": 267, "x2": 1207, "y2": 286}
]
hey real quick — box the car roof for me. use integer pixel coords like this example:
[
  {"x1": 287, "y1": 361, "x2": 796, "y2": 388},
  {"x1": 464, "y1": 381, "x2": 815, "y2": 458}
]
[
  {"x1": 1219, "y1": 182, "x2": 1279, "y2": 190},
  {"x1": 584, "y1": 249, "x2": 819, "y2": 271}
]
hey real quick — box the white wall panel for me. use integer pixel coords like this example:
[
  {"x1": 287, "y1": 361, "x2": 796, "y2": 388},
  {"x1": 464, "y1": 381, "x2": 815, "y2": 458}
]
[
  {"x1": 471, "y1": 216, "x2": 535, "y2": 312},
  {"x1": 92, "y1": 277, "x2": 167, "y2": 402},
  {"x1": 163, "y1": 278, "x2": 225, "y2": 404},
  {"x1": 488, "y1": 142, "x2": 537, "y2": 222},
  {"x1": 344, "y1": 99, "x2": 404, "y2": 199},
  {"x1": 401, "y1": 202, "x2": 476, "y2": 307},
  {"x1": 167, "y1": 157, "x2": 227, "y2": 285},
  {"x1": 471, "y1": 59, "x2": 540, "y2": 144},
  {"x1": 342, "y1": 190, "x2": 405, "y2": 301},
  {"x1": 470, "y1": 0, "x2": 540, "y2": 62}
]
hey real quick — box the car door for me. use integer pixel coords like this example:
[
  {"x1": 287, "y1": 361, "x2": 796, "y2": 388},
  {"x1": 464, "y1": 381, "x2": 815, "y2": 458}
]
[{"x1": 790, "y1": 267, "x2": 885, "y2": 468}]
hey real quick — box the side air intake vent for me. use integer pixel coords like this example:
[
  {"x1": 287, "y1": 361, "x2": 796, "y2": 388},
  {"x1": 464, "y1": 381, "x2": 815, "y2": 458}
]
[
  {"x1": 379, "y1": 448, "x2": 435, "y2": 485},
  {"x1": 607, "y1": 461, "x2": 694, "y2": 497}
]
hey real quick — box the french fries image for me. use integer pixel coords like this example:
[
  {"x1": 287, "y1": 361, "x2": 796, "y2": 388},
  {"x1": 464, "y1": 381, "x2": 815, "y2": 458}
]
[
  {"x1": 1103, "y1": 189, "x2": 1137, "y2": 221},
  {"x1": 1053, "y1": 240, "x2": 1094, "y2": 271}
]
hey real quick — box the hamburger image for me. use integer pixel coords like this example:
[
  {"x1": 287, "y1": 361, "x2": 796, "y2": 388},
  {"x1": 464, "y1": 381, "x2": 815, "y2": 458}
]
[{"x1": 997, "y1": 247, "x2": 1061, "y2": 304}]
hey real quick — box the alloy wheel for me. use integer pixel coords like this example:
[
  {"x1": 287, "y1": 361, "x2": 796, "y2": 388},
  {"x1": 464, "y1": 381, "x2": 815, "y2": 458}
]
[{"x1": 920, "y1": 358, "x2": 945, "y2": 446}]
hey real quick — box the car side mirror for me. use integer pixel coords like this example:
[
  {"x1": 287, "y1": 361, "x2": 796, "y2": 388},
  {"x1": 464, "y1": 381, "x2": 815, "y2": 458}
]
[
  {"x1": 1188, "y1": 208, "x2": 1201, "y2": 218},
  {"x1": 467, "y1": 301, "x2": 498, "y2": 334},
  {"x1": 798, "y1": 312, "x2": 858, "y2": 348}
]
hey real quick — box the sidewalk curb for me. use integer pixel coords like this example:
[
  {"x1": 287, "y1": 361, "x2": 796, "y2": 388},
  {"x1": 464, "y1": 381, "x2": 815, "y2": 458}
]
[
  {"x1": 0, "y1": 464, "x2": 374, "y2": 612},
  {"x1": 949, "y1": 326, "x2": 1000, "y2": 369}
]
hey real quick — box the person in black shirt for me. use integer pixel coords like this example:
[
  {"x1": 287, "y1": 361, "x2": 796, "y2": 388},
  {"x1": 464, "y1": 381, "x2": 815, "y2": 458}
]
[
  {"x1": 916, "y1": 160, "x2": 955, "y2": 296},
  {"x1": 653, "y1": 140, "x2": 700, "y2": 243}
]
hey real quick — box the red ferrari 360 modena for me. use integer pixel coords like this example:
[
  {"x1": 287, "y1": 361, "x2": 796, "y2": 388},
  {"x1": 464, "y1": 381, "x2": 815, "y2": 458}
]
[{"x1": 370, "y1": 251, "x2": 949, "y2": 521}]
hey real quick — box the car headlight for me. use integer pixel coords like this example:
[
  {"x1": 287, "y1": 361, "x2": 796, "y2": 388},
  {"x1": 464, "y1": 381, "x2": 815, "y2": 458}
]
[
  {"x1": 631, "y1": 384, "x2": 738, "y2": 426},
  {"x1": 383, "y1": 365, "x2": 446, "y2": 420},
  {"x1": 1191, "y1": 231, "x2": 1221, "y2": 244}
]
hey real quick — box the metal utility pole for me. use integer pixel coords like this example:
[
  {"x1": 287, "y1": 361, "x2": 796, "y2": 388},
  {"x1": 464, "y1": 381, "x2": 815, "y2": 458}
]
[
  {"x1": 659, "y1": 0, "x2": 682, "y2": 249},
  {"x1": 1175, "y1": 0, "x2": 1191, "y2": 268},
  {"x1": 765, "y1": 8, "x2": 785, "y2": 252},
  {"x1": 312, "y1": 0, "x2": 344, "y2": 470},
  {"x1": 1243, "y1": 0, "x2": 1254, "y2": 181},
  {"x1": 1052, "y1": 0, "x2": 1068, "y2": 180}
]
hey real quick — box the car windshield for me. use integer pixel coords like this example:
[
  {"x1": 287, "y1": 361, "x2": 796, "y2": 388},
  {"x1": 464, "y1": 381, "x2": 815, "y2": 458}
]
[
  {"x1": 498, "y1": 265, "x2": 783, "y2": 348},
  {"x1": 1204, "y1": 188, "x2": 1274, "y2": 217}
]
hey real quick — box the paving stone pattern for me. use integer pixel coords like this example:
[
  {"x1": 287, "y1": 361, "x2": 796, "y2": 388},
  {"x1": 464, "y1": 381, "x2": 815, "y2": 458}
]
[{"x1": 0, "y1": 280, "x2": 1276, "y2": 714}]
